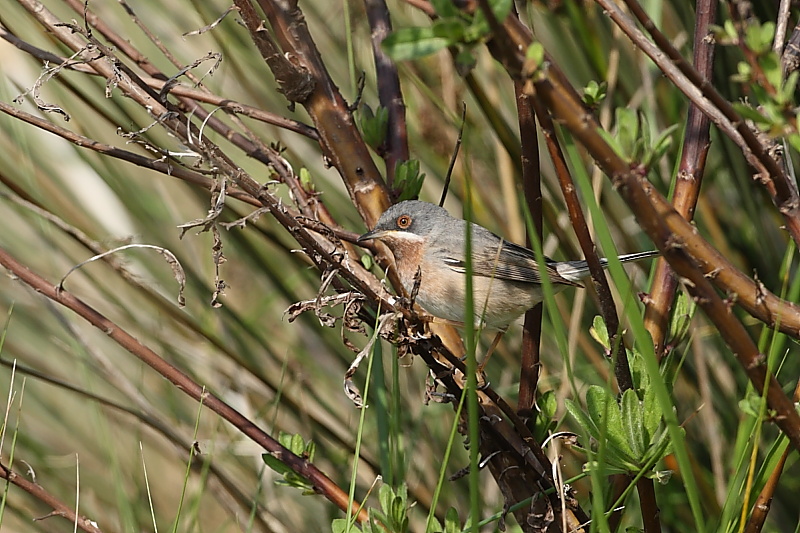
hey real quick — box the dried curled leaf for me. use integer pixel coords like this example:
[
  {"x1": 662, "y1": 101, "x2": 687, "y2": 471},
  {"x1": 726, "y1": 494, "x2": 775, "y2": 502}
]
[{"x1": 58, "y1": 244, "x2": 187, "y2": 307}]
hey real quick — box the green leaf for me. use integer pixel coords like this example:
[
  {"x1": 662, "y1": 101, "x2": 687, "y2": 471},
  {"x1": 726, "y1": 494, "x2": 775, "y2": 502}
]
[
  {"x1": 761, "y1": 51, "x2": 783, "y2": 93},
  {"x1": 565, "y1": 397, "x2": 601, "y2": 441},
  {"x1": 378, "y1": 484, "x2": 393, "y2": 518},
  {"x1": 744, "y1": 21, "x2": 774, "y2": 54},
  {"x1": 582, "y1": 80, "x2": 607, "y2": 107},
  {"x1": 621, "y1": 388, "x2": 646, "y2": 460},
  {"x1": 430, "y1": 0, "x2": 461, "y2": 18},
  {"x1": 788, "y1": 133, "x2": 800, "y2": 154},
  {"x1": 426, "y1": 517, "x2": 443, "y2": 533},
  {"x1": 526, "y1": 42, "x2": 545, "y2": 71},
  {"x1": 642, "y1": 378, "x2": 662, "y2": 442},
  {"x1": 332, "y1": 518, "x2": 359, "y2": 533},
  {"x1": 395, "y1": 159, "x2": 426, "y2": 201},
  {"x1": 589, "y1": 315, "x2": 610, "y2": 350},
  {"x1": 299, "y1": 167, "x2": 315, "y2": 191},
  {"x1": 667, "y1": 289, "x2": 695, "y2": 347},
  {"x1": 391, "y1": 497, "x2": 406, "y2": 531},
  {"x1": 538, "y1": 390, "x2": 557, "y2": 420},
  {"x1": 615, "y1": 107, "x2": 639, "y2": 160},
  {"x1": 443, "y1": 507, "x2": 461, "y2": 533},
  {"x1": 291, "y1": 433, "x2": 304, "y2": 455},
  {"x1": 359, "y1": 104, "x2": 389, "y2": 151},
  {"x1": 382, "y1": 21, "x2": 465, "y2": 61},
  {"x1": 261, "y1": 453, "x2": 292, "y2": 476},
  {"x1": 779, "y1": 70, "x2": 799, "y2": 104},
  {"x1": 531, "y1": 390, "x2": 558, "y2": 442},
  {"x1": 586, "y1": 385, "x2": 636, "y2": 462},
  {"x1": 369, "y1": 508, "x2": 390, "y2": 530},
  {"x1": 360, "y1": 253, "x2": 374, "y2": 270},
  {"x1": 642, "y1": 123, "x2": 679, "y2": 167},
  {"x1": 739, "y1": 390, "x2": 762, "y2": 418},
  {"x1": 597, "y1": 127, "x2": 625, "y2": 161},
  {"x1": 733, "y1": 102, "x2": 769, "y2": 125}
]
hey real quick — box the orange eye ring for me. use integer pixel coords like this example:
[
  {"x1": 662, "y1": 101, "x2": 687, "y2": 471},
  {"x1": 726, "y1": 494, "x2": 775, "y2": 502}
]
[{"x1": 396, "y1": 215, "x2": 412, "y2": 229}]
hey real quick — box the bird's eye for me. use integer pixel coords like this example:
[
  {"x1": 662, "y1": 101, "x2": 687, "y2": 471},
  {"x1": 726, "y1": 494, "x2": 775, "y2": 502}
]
[{"x1": 396, "y1": 215, "x2": 412, "y2": 229}]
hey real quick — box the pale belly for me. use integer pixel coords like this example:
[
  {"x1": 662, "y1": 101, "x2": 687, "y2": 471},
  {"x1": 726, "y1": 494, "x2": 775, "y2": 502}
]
[{"x1": 402, "y1": 264, "x2": 565, "y2": 329}]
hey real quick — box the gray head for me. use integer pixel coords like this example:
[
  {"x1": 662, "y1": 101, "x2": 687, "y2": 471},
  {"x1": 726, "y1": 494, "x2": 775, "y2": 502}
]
[{"x1": 358, "y1": 200, "x2": 452, "y2": 242}]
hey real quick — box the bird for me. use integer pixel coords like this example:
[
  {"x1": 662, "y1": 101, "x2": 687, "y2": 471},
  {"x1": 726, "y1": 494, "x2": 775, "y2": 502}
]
[{"x1": 357, "y1": 200, "x2": 657, "y2": 331}]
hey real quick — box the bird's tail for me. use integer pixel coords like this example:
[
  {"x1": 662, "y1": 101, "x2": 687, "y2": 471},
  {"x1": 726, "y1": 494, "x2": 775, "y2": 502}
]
[{"x1": 553, "y1": 250, "x2": 659, "y2": 283}]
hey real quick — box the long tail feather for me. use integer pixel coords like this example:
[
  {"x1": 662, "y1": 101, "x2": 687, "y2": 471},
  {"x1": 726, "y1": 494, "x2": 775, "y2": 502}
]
[{"x1": 553, "y1": 250, "x2": 659, "y2": 283}]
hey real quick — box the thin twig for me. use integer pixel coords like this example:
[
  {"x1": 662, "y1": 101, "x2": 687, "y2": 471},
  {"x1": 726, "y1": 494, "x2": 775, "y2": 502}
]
[{"x1": 0, "y1": 462, "x2": 102, "y2": 533}]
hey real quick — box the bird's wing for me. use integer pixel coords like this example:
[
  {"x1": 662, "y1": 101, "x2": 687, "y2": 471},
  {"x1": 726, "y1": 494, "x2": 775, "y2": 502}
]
[{"x1": 440, "y1": 228, "x2": 581, "y2": 287}]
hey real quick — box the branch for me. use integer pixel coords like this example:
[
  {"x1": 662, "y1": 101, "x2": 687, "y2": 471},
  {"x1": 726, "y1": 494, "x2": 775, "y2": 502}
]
[
  {"x1": 607, "y1": 0, "x2": 800, "y2": 249},
  {"x1": 469, "y1": 4, "x2": 800, "y2": 452},
  {"x1": 0, "y1": 246, "x2": 370, "y2": 523},
  {"x1": 515, "y1": 85, "x2": 543, "y2": 413},
  {"x1": 364, "y1": 0, "x2": 409, "y2": 186},
  {"x1": 0, "y1": 462, "x2": 103, "y2": 533},
  {"x1": 643, "y1": 0, "x2": 717, "y2": 357},
  {"x1": 236, "y1": 0, "x2": 391, "y2": 225}
]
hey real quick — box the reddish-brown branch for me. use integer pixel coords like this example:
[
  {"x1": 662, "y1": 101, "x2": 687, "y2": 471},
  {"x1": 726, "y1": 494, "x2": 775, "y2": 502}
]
[
  {"x1": 531, "y1": 71, "x2": 800, "y2": 450},
  {"x1": 643, "y1": 0, "x2": 716, "y2": 358},
  {"x1": 606, "y1": 0, "x2": 800, "y2": 249},
  {"x1": 470, "y1": 2, "x2": 800, "y2": 451},
  {"x1": 0, "y1": 463, "x2": 103, "y2": 533},
  {"x1": 0, "y1": 247, "x2": 370, "y2": 523},
  {"x1": 515, "y1": 84, "x2": 543, "y2": 414},
  {"x1": 530, "y1": 96, "x2": 633, "y2": 393},
  {"x1": 478, "y1": 5, "x2": 800, "y2": 338},
  {"x1": 364, "y1": 0, "x2": 409, "y2": 187},
  {"x1": 242, "y1": 0, "x2": 391, "y2": 226}
]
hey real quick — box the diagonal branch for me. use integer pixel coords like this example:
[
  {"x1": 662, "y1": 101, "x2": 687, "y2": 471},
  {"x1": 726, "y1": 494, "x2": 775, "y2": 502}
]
[
  {"x1": 466, "y1": 3, "x2": 800, "y2": 452},
  {"x1": 0, "y1": 462, "x2": 103, "y2": 533},
  {"x1": 236, "y1": 0, "x2": 391, "y2": 225},
  {"x1": 0, "y1": 246, "x2": 370, "y2": 523}
]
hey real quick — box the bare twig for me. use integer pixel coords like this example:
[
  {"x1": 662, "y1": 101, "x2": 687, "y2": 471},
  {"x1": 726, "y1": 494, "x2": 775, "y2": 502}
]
[{"x1": 0, "y1": 462, "x2": 103, "y2": 533}]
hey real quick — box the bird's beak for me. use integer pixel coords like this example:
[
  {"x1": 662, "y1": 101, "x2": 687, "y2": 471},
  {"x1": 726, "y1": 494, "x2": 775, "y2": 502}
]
[{"x1": 357, "y1": 228, "x2": 389, "y2": 243}]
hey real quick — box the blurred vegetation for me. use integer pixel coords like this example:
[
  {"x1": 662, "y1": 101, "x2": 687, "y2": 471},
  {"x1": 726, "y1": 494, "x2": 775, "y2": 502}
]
[{"x1": 0, "y1": 0, "x2": 798, "y2": 532}]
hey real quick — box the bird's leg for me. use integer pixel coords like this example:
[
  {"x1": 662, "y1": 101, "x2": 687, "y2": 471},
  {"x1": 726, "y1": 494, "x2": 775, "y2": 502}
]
[{"x1": 477, "y1": 328, "x2": 507, "y2": 374}]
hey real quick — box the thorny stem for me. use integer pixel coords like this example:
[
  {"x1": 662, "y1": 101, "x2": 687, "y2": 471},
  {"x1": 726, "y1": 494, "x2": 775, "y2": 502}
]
[
  {"x1": 364, "y1": 0, "x2": 409, "y2": 188},
  {"x1": 643, "y1": 0, "x2": 717, "y2": 358},
  {"x1": 609, "y1": 0, "x2": 800, "y2": 249},
  {"x1": 463, "y1": 0, "x2": 800, "y2": 453},
  {"x1": 515, "y1": 85, "x2": 543, "y2": 414}
]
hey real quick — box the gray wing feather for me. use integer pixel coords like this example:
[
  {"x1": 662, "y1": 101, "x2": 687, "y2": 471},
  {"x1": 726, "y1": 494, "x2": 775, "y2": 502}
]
[{"x1": 440, "y1": 224, "x2": 580, "y2": 286}]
